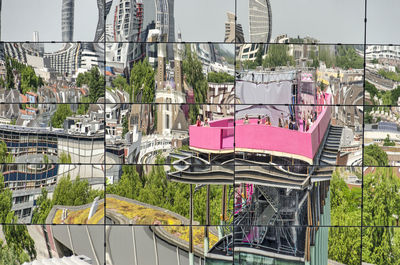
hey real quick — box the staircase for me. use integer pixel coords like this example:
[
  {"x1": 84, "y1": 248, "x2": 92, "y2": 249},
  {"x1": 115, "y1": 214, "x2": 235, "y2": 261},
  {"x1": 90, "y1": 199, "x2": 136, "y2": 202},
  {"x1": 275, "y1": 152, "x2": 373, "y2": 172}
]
[{"x1": 319, "y1": 126, "x2": 343, "y2": 166}]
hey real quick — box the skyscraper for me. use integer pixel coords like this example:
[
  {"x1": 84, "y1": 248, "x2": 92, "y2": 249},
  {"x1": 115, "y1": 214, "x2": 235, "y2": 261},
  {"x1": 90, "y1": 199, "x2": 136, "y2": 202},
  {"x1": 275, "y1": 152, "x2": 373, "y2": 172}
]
[
  {"x1": 113, "y1": 0, "x2": 143, "y2": 42},
  {"x1": 32, "y1": 31, "x2": 44, "y2": 55},
  {"x1": 225, "y1": 12, "x2": 244, "y2": 43},
  {"x1": 249, "y1": 0, "x2": 272, "y2": 43},
  {"x1": 167, "y1": 0, "x2": 175, "y2": 43},
  {"x1": 61, "y1": 0, "x2": 75, "y2": 41},
  {"x1": 32, "y1": 31, "x2": 39, "y2": 42},
  {"x1": 94, "y1": 0, "x2": 113, "y2": 42},
  {"x1": 156, "y1": 0, "x2": 175, "y2": 59}
]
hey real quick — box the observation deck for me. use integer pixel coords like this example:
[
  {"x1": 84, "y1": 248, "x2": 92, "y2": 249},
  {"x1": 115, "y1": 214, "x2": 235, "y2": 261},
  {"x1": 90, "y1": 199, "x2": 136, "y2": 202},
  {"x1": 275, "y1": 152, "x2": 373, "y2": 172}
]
[
  {"x1": 189, "y1": 94, "x2": 332, "y2": 164},
  {"x1": 189, "y1": 118, "x2": 234, "y2": 153}
]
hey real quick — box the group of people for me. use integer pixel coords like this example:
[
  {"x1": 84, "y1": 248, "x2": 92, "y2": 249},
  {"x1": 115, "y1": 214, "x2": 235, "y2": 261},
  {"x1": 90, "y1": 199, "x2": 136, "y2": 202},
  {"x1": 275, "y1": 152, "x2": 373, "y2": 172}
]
[
  {"x1": 196, "y1": 115, "x2": 209, "y2": 127},
  {"x1": 300, "y1": 110, "x2": 318, "y2": 132},
  {"x1": 242, "y1": 111, "x2": 318, "y2": 132}
]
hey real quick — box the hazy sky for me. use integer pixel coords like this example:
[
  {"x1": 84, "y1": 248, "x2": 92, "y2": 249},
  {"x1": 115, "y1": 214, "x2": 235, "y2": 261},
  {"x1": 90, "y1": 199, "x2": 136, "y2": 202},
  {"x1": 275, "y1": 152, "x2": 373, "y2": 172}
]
[
  {"x1": 367, "y1": 0, "x2": 400, "y2": 44},
  {"x1": 237, "y1": 0, "x2": 365, "y2": 43},
  {"x1": 2, "y1": 0, "x2": 98, "y2": 41},
  {"x1": 174, "y1": 0, "x2": 234, "y2": 42},
  {"x1": 3, "y1": 0, "x2": 397, "y2": 44}
]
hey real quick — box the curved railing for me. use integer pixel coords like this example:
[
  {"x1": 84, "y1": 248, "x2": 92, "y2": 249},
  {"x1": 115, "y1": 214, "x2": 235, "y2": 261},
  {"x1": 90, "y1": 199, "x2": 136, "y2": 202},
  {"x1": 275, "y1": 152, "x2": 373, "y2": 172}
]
[
  {"x1": 189, "y1": 95, "x2": 332, "y2": 163},
  {"x1": 236, "y1": 95, "x2": 331, "y2": 163},
  {"x1": 3, "y1": 165, "x2": 59, "y2": 182},
  {"x1": 189, "y1": 118, "x2": 234, "y2": 152}
]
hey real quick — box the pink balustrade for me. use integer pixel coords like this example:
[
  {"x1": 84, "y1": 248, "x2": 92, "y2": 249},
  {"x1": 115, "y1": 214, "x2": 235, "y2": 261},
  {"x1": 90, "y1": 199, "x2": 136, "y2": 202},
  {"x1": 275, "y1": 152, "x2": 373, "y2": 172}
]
[
  {"x1": 189, "y1": 94, "x2": 331, "y2": 162},
  {"x1": 189, "y1": 118, "x2": 234, "y2": 151}
]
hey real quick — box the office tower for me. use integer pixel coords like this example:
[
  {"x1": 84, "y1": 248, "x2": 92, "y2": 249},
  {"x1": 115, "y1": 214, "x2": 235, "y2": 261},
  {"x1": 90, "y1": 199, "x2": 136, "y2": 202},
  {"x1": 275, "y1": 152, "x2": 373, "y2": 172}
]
[
  {"x1": 61, "y1": 0, "x2": 75, "y2": 41},
  {"x1": 249, "y1": 0, "x2": 272, "y2": 43},
  {"x1": 225, "y1": 12, "x2": 244, "y2": 43},
  {"x1": 94, "y1": 0, "x2": 113, "y2": 42}
]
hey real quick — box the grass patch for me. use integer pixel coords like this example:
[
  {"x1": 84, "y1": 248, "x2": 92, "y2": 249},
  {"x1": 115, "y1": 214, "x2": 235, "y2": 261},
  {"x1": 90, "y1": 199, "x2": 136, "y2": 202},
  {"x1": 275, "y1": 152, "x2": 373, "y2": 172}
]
[
  {"x1": 164, "y1": 226, "x2": 219, "y2": 247},
  {"x1": 52, "y1": 203, "x2": 104, "y2": 224},
  {"x1": 106, "y1": 197, "x2": 181, "y2": 225}
]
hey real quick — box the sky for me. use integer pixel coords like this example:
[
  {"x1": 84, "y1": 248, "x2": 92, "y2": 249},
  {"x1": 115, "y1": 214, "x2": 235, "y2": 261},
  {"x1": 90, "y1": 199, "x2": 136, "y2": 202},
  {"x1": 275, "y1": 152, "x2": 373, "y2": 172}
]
[
  {"x1": 237, "y1": 0, "x2": 366, "y2": 44},
  {"x1": 174, "y1": 0, "x2": 234, "y2": 42},
  {"x1": 367, "y1": 0, "x2": 400, "y2": 44},
  {"x1": 2, "y1": 0, "x2": 398, "y2": 44},
  {"x1": 2, "y1": 0, "x2": 98, "y2": 41}
]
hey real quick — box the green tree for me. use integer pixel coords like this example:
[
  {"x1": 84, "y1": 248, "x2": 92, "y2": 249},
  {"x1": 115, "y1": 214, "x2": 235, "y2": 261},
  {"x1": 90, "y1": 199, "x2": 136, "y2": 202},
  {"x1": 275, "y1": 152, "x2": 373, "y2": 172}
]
[
  {"x1": 365, "y1": 81, "x2": 379, "y2": 100},
  {"x1": 329, "y1": 169, "x2": 362, "y2": 264},
  {"x1": 240, "y1": 60, "x2": 258, "y2": 70},
  {"x1": 31, "y1": 188, "x2": 52, "y2": 224},
  {"x1": 112, "y1": 75, "x2": 129, "y2": 92},
  {"x1": 50, "y1": 104, "x2": 73, "y2": 128},
  {"x1": 77, "y1": 96, "x2": 90, "y2": 115},
  {"x1": 0, "y1": 174, "x2": 12, "y2": 223},
  {"x1": 182, "y1": 47, "x2": 208, "y2": 104},
  {"x1": 5, "y1": 57, "x2": 15, "y2": 89},
  {"x1": 207, "y1": 72, "x2": 234, "y2": 83},
  {"x1": 378, "y1": 69, "x2": 400, "y2": 82},
  {"x1": 0, "y1": 141, "x2": 13, "y2": 163},
  {"x1": 76, "y1": 72, "x2": 90, "y2": 87},
  {"x1": 37, "y1": 76, "x2": 44, "y2": 88},
  {"x1": 335, "y1": 46, "x2": 363, "y2": 70},
  {"x1": 106, "y1": 165, "x2": 143, "y2": 198},
  {"x1": 0, "y1": 77, "x2": 5, "y2": 89},
  {"x1": 329, "y1": 227, "x2": 361, "y2": 265},
  {"x1": 122, "y1": 116, "x2": 129, "y2": 138},
  {"x1": 383, "y1": 134, "x2": 395, "y2": 146},
  {"x1": 20, "y1": 66, "x2": 38, "y2": 94},
  {"x1": 255, "y1": 44, "x2": 264, "y2": 66},
  {"x1": 318, "y1": 45, "x2": 336, "y2": 68},
  {"x1": 0, "y1": 241, "x2": 20, "y2": 265},
  {"x1": 3, "y1": 214, "x2": 36, "y2": 262},
  {"x1": 88, "y1": 66, "x2": 105, "y2": 103},
  {"x1": 188, "y1": 104, "x2": 200, "y2": 124},
  {"x1": 308, "y1": 49, "x2": 319, "y2": 68},
  {"x1": 76, "y1": 67, "x2": 105, "y2": 103},
  {"x1": 364, "y1": 144, "x2": 388, "y2": 166},
  {"x1": 59, "y1": 152, "x2": 72, "y2": 163},
  {"x1": 52, "y1": 175, "x2": 103, "y2": 206},
  {"x1": 389, "y1": 85, "x2": 400, "y2": 105},
  {"x1": 183, "y1": 47, "x2": 210, "y2": 124},
  {"x1": 130, "y1": 58, "x2": 155, "y2": 103},
  {"x1": 362, "y1": 167, "x2": 400, "y2": 264},
  {"x1": 263, "y1": 45, "x2": 295, "y2": 68}
]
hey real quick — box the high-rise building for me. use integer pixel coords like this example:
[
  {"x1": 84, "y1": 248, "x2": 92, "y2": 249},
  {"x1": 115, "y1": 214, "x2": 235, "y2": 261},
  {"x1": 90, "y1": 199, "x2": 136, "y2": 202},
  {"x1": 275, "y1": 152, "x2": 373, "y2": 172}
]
[
  {"x1": 155, "y1": 0, "x2": 175, "y2": 60},
  {"x1": 61, "y1": 0, "x2": 75, "y2": 41},
  {"x1": 113, "y1": 0, "x2": 143, "y2": 42},
  {"x1": 224, "y1": 12, "x2": 244, "y2": 43},
  {"x1": 31, "y1": 31, "x2": 44, "y2": 55},
  {"x1": 105, "y1": 0, "x2": 145, "y2": 67},
  {"x1": 44, "y1": 43, "x2": 82, "y2": 76},
  {"x1": 32, "y1": 31, "x2": 39, "y2": 42},
  {"x1": 94, "y1": 0, "x2": 113, "y2": 42},
  {"x1": 249, "y1": 0, "x2": 272, "y2": 43},
  {"x1": 167, "y1": 0, "x2": 175, "y2": 42},
  {"x1": 155, "y1": 0, "x2": 175, "y2": 42}
]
